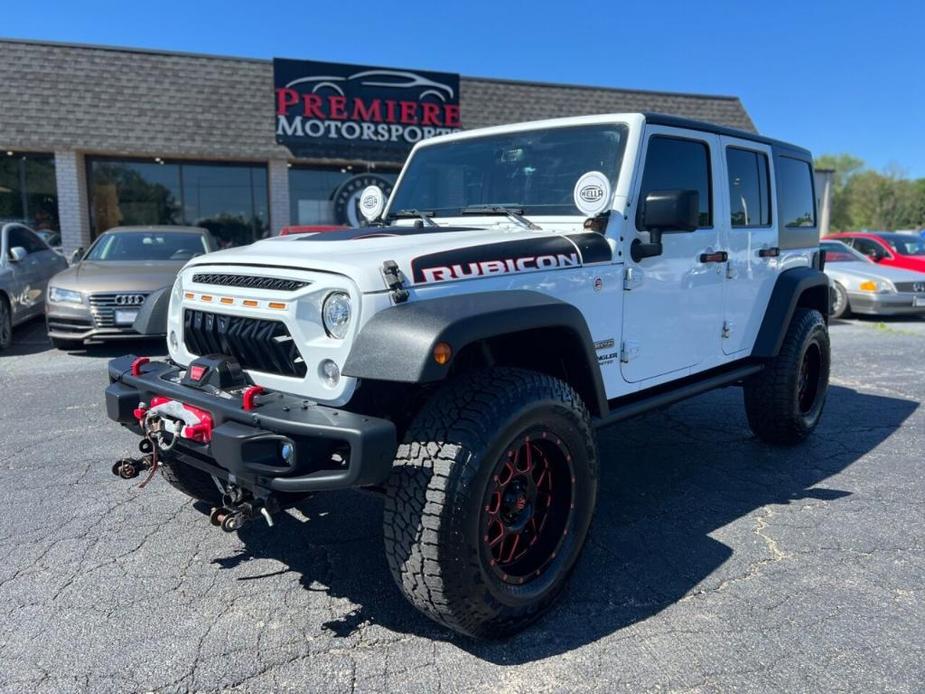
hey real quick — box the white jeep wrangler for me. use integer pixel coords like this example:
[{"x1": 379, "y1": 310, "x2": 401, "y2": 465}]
[{"x1": 106, "y1": 112, "x2": 830, "y2": 639}]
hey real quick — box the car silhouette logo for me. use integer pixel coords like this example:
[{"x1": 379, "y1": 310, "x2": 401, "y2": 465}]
[{"x1": 114, "y1": 294, "x2": 146, "y2": 306}]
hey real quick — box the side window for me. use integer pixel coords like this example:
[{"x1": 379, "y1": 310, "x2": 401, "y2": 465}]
[
  {"x1": 852, "y1": 237, "x2": 888, "y2": 259},
  {"x1": 726, "y1": 148, "x2": 771, "y2": 227},
  {"x1": 638, "y1": 136, "x2": 712, "y2": 227},
  {"x1": 9, "y1": 227, "x2": 46, "y2": 254},
  {"x1": 778, "y1": 157, "x2": 816, "y2": 228}
]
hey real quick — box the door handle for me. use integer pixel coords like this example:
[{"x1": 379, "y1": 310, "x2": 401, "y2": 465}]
[
  {"x1": 757, "y1": 247, "x2": 780, "y2": 258},
  {"x1": 699, "y1": 251, "x2": 728, "y2": 263}
]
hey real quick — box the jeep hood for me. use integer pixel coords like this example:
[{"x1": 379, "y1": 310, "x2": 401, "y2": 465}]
[{"x1": 183, "y1": 224, "x2": 612, "y2": 293}]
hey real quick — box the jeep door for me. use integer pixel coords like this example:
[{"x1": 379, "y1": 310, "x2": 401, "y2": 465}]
[
  {"x1": 718, "y1": 138, "x2": 779, "y2": 355},
  {"x1": 620, "y1": 128, "x2": 724, "y2": 383}
]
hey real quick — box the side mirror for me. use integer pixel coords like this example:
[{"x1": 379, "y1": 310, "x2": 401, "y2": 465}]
[
  {"x1": 632, "y1": 190, "x2": 699, "y2": 262},
  {"x1": 8, "y1": 246, "x2": 28, "y2": 263},
  {"x1": 69, "y1": 247, "x2": 84, "y2": 265}
]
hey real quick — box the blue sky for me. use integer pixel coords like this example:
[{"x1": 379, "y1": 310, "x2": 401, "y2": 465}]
[{"x1": 5, "y1": 0, "x2": 923, "y2": 176}]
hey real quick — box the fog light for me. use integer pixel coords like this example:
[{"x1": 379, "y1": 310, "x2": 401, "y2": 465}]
[
  {"x1": 169, "y1": 330, "x2": 178, "y2": 349},
  {"x1": 319, "y1": 359, "x2": 340, "y2": 388},
  {"x1": 280, "y1": 442, "x2": 295, "y2": 466}
]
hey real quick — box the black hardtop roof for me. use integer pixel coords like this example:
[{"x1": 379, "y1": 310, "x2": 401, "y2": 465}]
[{"x1": 643, "y1": 113, "x2": 812, "y2": 159}]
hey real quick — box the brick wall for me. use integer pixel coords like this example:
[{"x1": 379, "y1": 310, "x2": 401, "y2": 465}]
[
  {"x1": 53, "y1": 151, "x2": 90, "y2": 255},
  {"x1": 268, "y1": 160, "x2": 291, "y2": 235}
]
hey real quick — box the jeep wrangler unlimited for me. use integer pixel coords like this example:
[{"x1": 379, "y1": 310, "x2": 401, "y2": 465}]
[{"x1": 105, "y1": 113, "x2": 830, "y2": 639}]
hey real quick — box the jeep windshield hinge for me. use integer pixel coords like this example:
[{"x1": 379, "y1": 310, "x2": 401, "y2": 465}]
[
  {"x1": 381, "y1": 260, "x2": 409, "y2": 304},
  {"x1": 620, "y1": 340, "x2": 640, "y2": 363},
  {"x1": 623, "y1": 267, "x2": 643, "y2": 291}
]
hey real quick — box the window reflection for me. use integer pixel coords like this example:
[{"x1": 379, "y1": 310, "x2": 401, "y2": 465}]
[
  {"x1": 88, "y1": 158, "x2": 269, "y2": 246},
  {"x1": 289, "y1": 167, "x2": 398, "y2": 226},
  {"x1": 0, "y1": 152, "x2": 59, "y2": 232}
]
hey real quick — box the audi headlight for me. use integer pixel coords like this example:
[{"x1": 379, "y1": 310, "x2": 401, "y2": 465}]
[
  {"x1": 322, "y1": 291, "x2": 352, "y2": 339},
  {"x1": 48, "y1": 286, "x2": 82, "y2": 304}
]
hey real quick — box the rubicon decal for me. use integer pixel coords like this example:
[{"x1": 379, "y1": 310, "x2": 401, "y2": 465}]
[
  {"x1": 411, "y1": 236, "x2": 611, "y2": 284},
  {"x1": 419, "y1": 253, "x2": 580, "y2": 283}
]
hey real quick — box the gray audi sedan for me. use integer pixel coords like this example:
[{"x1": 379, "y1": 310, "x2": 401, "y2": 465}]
[
  {"x1": 0, "y1": 222, "x2": 69, "y2": 350},
  {"x1": 46, "y1": 226, "x2": 217, "y2": 349}
]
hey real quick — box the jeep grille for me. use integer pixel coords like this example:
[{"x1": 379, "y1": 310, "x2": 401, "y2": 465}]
[
  {"x1": 191, "y1": 273, "x2": 310, "y2": 292},
  {"x1": 183, "y1": 309, "x2": 306, "y2": 378}
]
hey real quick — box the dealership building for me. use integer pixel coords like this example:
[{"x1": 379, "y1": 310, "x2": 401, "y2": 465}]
[{"x1": 0, "y1": 38, "x2": 758, "y2": 256}]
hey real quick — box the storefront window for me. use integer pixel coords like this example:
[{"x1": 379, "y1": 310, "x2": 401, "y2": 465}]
[
  {"x1": 289, "y1": 166, "x2": 399, "y2": 227},
  {"x1": 0, "y1": 152, "x2": 59, "y2": 237},
  {"x1": 88, "y1": 158, "x2": 269, "y2": 247}
]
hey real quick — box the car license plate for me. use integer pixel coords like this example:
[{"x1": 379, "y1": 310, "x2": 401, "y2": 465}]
[
  {"x1": 115, "y1": 309, "x2": 139, "y2": 325},
  {"x1": 914, "y1": 297, "x2": 925, "y2": 307}
]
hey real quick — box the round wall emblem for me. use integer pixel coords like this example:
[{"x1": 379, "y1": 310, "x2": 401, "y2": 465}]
[{"x1": 332, "y1": 174, "x2": 394, "y2": 227}]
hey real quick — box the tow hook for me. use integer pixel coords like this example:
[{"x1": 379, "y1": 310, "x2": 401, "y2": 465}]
[
  {"x1": 209, "y1": 502, "x2": 274, "y2": 533},
  {"x1": 209, "y1": 488, "x2": 278, "y2": 532},
  {"x1": 111, "y1": 454, "x2": 153, "y2": 480}
]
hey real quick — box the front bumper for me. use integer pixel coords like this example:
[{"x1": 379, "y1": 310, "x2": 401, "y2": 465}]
[
  {"x1": 848, "y1": 291, "x2": 925, "y2": 316},
  {"x1": 105, "y1": 355, "x2": 397, "y2": 493},
  {"x1": 47, "y1": 304, "x2": 154, "y2": 342}
]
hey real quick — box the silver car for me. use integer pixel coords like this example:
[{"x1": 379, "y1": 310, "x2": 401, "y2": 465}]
[
  {"x1": 0, "y1": 222, "x2": 69, "y2": 350},
  {"x1": 46, "y1": 226, "x2": 217, "y2": 349},
  {"x1": 822, "y1": 240, "x2": 925, "y2": 318}
]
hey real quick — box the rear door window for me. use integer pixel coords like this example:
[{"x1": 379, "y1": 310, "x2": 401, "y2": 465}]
[
  {"x1": 778, "y1": 157, "x2": 816, "y2": 228},
  {"x1": 637, "y1": 136, "x2": 712, "y2": 228},
  {"x1": 726, "y1": 148, "x2": 771, "y2": 227}
]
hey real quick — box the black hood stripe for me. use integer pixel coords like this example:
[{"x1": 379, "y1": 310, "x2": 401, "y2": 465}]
[
  {"x1": 297, "y1": 225, "x2": 480, "y2": 242},
  {"x1": 410, "y1": 233, "x2": 612, "y2": 284}
]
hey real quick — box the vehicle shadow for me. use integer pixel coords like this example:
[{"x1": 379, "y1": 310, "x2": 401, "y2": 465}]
[
  {"x1": 2, "y1": 316, "x2": 53, "y2": 357},
  {"x1": 220, "y1": 384, "x2": 917, "y2": 663}
]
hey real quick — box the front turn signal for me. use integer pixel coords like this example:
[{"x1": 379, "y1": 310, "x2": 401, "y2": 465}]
[
  {"x1": 859, "y1": 280, "x2": 879, "y2": 292},
  {"x1": 433, "y1": 342, "x2": 452, "y2": 365}
]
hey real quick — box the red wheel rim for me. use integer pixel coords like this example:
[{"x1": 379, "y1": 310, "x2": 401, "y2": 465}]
[{"x1": 480, "y1": 429, "x2": 575, "y2": 585}]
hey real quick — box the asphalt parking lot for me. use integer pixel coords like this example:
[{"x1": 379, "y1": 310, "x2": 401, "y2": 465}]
[{"x1": 1, "y1": 315, "x2": 923, "y2": 693}]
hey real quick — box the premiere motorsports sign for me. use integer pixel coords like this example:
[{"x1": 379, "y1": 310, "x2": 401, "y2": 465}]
[{"x1": 274, "y1": 59, "x2": 461, "y2": 161}]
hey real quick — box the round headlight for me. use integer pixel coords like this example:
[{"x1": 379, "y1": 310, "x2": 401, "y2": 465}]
[
  {"x1": 322, "y1": 291, "x2": 352, "y2": 339},
  {"x1": 319, "y1": 359, "x2": 341, "y2": 388}
]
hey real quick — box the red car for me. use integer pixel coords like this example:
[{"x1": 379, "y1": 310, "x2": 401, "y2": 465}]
[{"x1": 826, "y1": 232, "x2": 925, "y2": 272}]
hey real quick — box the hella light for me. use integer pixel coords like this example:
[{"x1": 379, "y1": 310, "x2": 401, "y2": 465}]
[
  {"x1": 322, "y1": 291, "x2": 352, "y2": 339},
  {"x1": 319, "y1": 359, "x2": 341, "y2": 388},
  {"x1": 48, "y1": 286, "x2": 82, "y2": 304}
]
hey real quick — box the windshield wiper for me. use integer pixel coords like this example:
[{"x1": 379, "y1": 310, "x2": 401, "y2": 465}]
[
  {"x1": 461, "y1": 205, "x2": 541, "y2": 230},
  {"x1": 389, "y1": 208, "x2": 438, "y2": 227}
]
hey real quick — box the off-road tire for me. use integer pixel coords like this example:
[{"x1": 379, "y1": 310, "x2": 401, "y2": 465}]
[
  {"x1": 744, "y1": 308, "x2": 830, "y2": 444},
  {"x1": 830, "y1": 282, "x2": 851, "y2": 319},
  {"x1": 50, "y1": 337, "x2": 83, "y2": 351},
  {"x1": 0, "y1": 296, "x2": 11, "y2": 351},
  {"x1": 383, "y1": 368, "x2": 598, "y2": 639},
  {"x1": 160, "y1": 457, "x2": 223, "y2": 505}
]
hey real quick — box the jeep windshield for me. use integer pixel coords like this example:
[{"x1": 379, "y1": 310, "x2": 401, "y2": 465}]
[{"x1": 387, "y1": 124, "x2": 628, "y2": 220}]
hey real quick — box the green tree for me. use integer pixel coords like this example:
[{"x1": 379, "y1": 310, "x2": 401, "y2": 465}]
[
  {"x1": 844, "y1": 168, "x2": 917, "y2": 231},
  {"x1": 815, "y1": 154, "x2": 865, "y2": 230}
]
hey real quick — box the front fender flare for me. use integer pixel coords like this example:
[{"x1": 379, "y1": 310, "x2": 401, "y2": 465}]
[{"x1": 343, "y1": 290, "x2": 607, "y2": 415}]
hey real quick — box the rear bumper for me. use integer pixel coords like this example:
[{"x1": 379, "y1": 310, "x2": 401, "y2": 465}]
[
  {"x1": 848, "y1": 292, "x2": 925, "y2": 316},
  {"x1": 105, "y1": 355, "x2": 397, "y2": 493}
]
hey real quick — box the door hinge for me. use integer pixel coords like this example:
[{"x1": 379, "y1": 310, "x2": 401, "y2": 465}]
[
  {"x1": 623, "y1": 267, "x2": 643, "y2": 291},
  {"x1": 620, "y1": 340, "x2": 640, "y2": 363},
  {"x1": 722, "y1": 321, "x2": 733, "y2": 339}
]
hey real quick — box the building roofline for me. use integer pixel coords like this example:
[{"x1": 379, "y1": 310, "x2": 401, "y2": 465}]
[
  {"x1": 460, "y1": 74, "x2": 744, "y2": 102},
  {"x1": 0, "y1": 36, "x2": 747, "y2": 103}
]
